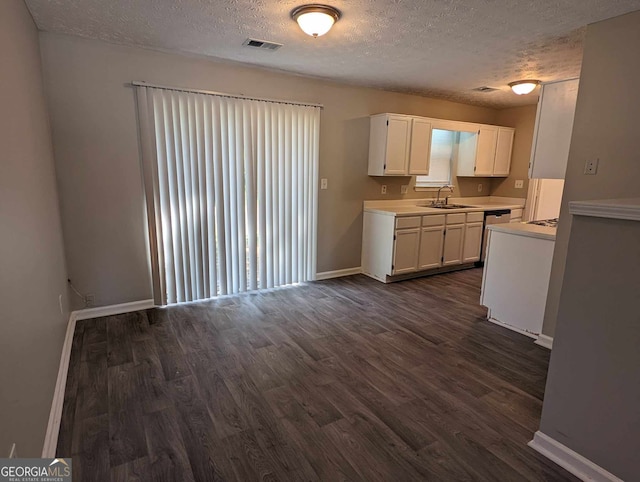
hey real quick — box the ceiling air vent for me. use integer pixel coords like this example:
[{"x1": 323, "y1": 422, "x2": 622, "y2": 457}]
[
  {"x1": 243, "y1": 38, "x2": 283, "y2": 51},
  {"x1": 473, "y1": 86, "x2": 499, "y2": 93}
]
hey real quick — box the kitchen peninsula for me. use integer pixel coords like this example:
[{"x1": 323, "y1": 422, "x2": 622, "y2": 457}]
[{"x1": 480, "y1": 221, "x2": 557, "y2": 342}]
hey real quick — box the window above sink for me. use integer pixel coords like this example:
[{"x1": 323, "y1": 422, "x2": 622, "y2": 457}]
[{"x1": 415, "y1": 128, "x2": 455, "y2": 188}]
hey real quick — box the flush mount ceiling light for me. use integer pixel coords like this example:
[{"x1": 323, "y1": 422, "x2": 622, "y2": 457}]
[
  {"x1": 509, "y1": 80, "x2": 541, "y2": 95},
  {"x1": 291, "y1": 4, "x2": 341, "y2": 38}
]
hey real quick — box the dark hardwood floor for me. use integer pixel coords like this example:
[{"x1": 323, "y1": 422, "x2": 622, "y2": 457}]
[{"x1": 57, "y1": 269, "x2": 576, "y2": 481}]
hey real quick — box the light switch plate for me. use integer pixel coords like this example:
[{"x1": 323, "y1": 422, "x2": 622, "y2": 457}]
[
  {"x1": 515, "y1": 180, "x2": 524, "y2": 189},
  {"x1": 400, "y1": 185, "x2": 408, "y2": 194},
  {"x1": 584, "y1": 159, "x2": 599, "y2": 175},
  {"x1": 320, "y1": 178, "x2": 328, "y2": 190}
]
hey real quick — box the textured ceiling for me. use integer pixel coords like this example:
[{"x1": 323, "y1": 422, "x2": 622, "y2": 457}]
[{"x1": 25, "y1": 0, "x2": 640, "y2": 108}]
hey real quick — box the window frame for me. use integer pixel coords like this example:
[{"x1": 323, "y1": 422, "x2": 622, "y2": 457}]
[{"x1": 415, "y1": 127, "x2": 455, "y2": 189}]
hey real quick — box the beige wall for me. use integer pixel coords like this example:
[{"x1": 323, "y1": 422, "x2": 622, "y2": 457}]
[
  {"x1": 542, "y1": 9, "x2": 640, "y2": 337},
  {"x1": 492, "y1": 105, "x2": 537, "y2": 198},
  {"x1": 40, "y1": 33, "x2": 508, "y2": 309},
  {"x1": 540, "y1": 215, "x2": 640, "y2": 480},
  {"x1": 0, "y1": 0, "x2": 69, "y2": 456}
]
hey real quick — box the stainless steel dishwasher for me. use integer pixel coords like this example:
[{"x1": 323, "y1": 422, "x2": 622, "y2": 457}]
[{"x1": 480, "y1": 209, "x2": 511, "y2": 263}]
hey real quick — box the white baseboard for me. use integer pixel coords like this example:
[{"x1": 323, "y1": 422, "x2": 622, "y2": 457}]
[
  {"x1": 42, "y1": 298, "x2": 155, "y2": 457},
  {"x1": 315, "y1": 267, "x2": 362, "y2": 281},
  {"x1": 42, "y1": 311, "x2": 77, "y2": 458},
  {"x1": 486, "y1": 316, "x2": 538, "y2": 339},
  {"x1": 528, "y1": 431, "x2": 622, "y2": 482},
  {"x1": 74, "y1": 299, "x2": 155, "y2": 321},
  {"x1": 535, "y1": 334, "x2": 554, "y2": 349}
]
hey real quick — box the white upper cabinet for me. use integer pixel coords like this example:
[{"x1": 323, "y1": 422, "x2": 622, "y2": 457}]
[
  {"x1": 368, "y1": 114, "x2": 433, "y2": 176},
  {"x1": 368, "y1": 114, "x2": 411, "y2": 175},
  {"x1": 475, "y1": 125, "x2": 499, "y2": 176},
  {"x1": 493, "y1": 128, "x2": 515, "y2": 176},
  {"x1": 408, "y1": 118, "x2": 433, "y2": 175},
  {"x1": 529, "y1": 79, "x2": 579, "y2": 179},
  {"x1": 368, "y1": 113, "x2": 514, "y2": 177},
  {"x1": 457, "y1": 125, "x2": 514, "y2": 177}
]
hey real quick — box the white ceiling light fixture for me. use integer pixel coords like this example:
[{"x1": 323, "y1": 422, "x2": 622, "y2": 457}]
[
  {"x1": 509, "y1": 80, "x2": 541, "y2": 95},
  {"x1": 291, "y1": 4, "x2": 341, "y2": 38}
]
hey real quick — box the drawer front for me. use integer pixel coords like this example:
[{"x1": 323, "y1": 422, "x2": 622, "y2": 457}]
[
  {"x1": 511, "y1": 208, "x2": 523, "y2": 219},
  {"x1": 395, "y1": 216, "x2": 421, "y2": 229},
  {"x1": 466, "y1": 211, "x2": 484, "y2": 223},
  {"x1": 446, "y1": 213, "x2": 466, "y2": 225},
  {"x1": 421, "y1": 214, "x2": 445, "y2": 227}
]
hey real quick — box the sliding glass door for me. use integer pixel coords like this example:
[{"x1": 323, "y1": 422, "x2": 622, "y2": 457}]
[{"x1": 135, "y1": 85, "x2": 320, "y2": 305}]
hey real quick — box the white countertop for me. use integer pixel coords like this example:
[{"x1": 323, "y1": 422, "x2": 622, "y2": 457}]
[
  {"x1": 569, "y1": 197, "x2": 640, "y2": 222},
  {"x1": 363, "y1": 196, "x2": 525, "y2": 217},
  {"x1": 487, "y1": 222, "x2": 556, "y2": 241}
]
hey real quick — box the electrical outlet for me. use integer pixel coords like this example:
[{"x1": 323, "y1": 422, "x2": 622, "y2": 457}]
[
  {"x1": 515, "y1": 179, "x2": 524, "y2": 189},
  {"x1": 477, "y1": 184, "x2": 483, "y2": 193},
  {"x1": 320, "y1": 178, "x2": 328, "y2": 190},
  {"x1": 85, "y1": 294, "x2": 95, "y2": 307},
  {"x1": 400, "y1": 185, "x2": 408, "y2": 194},
  {"x1": 381, "y1": 185, "x2": 387, "y2": 194},
  {"x1": 584, "y1": 158, "x2": 599, "y2": 175}
]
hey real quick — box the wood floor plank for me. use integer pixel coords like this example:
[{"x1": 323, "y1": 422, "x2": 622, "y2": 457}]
[
  {"x1": 110, "y1": 457, "x2": 152, "y2": 482},
  {"x1": 74, "y1": 358, "x2": 108, "y2": 420},
  {"x1": 251, "y1": 414, "x2": 320, "y2": 481},
  {"x1": 57, "y1": 268, "x2": 579, "y2": 481},
  {"x1": 143, "y1": 407, "x2": 196, "y2": 481},
  {"x1": 286, "y1": 376, "x2": 343, "y2": 427},
  {"x1": 71, "y1": 414, "x2": 110, "y2": 479},
  {"x1": 56, "y1": 323, "x2": 84, "y2": 456},
  {"x1": 109, "y1": 406, "x2": 147, "y2": 467},
  {"x1": 174, "y1": 399, "x2": 233, "y2": 481},
  {"x1": 198, "y1": 370, "x2": 250, "y2": 438},
  {"x1": 347, "y1": 377, "x2": 433, "y2": 451},
  {"x1": 80, "y1": 317, "x2": 107, "y2": 347},
  {"x1": 222, "y1": 429, "x2": 279, "y2": 482},
  {"x1": 106, "y1": 314, "x2": 135, "y2": 367},
  {"x1": 275, "y1": 394, "x2": 364, "y2": 481},
  {"x1": 322, "y1": 417, "x2": 417, "y2": 480}
]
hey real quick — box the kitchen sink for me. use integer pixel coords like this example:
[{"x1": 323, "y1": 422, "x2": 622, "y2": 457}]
[{"x1": 426, "y1": 203, "x2": 470, "y2": 209}]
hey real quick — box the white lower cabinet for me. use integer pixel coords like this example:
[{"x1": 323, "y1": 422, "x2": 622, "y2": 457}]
[
  {"x1": 418, "y1": 226, "x2": 445, "y2": 269},
  {"x1": 463, "y1": 222, "x2": 484, "y2": 262},
  {"x1": 510, "y1": 208, "x2": 523, "y2": 223},
  {"x1": 392, "y1": 228, "x2": 420, "y2": 274},
  {"x1": 362, "y1": 210, "x2": 485, "y2": 282},
  {"x1": 443, "y1": 223, "x2": 464, "y2": 265}
]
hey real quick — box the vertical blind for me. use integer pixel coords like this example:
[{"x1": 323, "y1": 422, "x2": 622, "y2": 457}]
[{"x1": 135, "y1": 85, "x2": 321, "y2": 305}]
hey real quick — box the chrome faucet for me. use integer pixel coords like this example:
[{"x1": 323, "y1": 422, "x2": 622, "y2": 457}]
[{"x1": 435, "y1": 185, "x2": 454, "y2": 205}]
